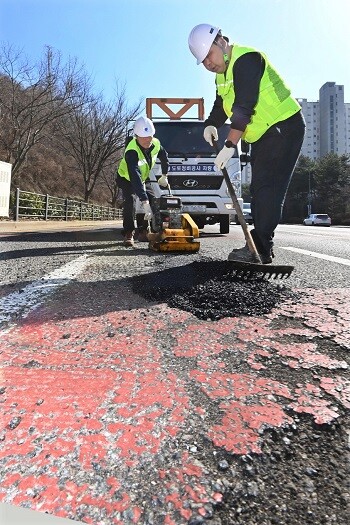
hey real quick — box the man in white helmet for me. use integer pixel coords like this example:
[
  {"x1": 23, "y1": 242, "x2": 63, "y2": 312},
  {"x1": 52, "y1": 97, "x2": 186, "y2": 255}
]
[
  {"x1": 188, "y1": 24, "x2": 305, "y2": 263},
  {"x1": 117, "y1": 116, "x2": 169, "y2": 246}
]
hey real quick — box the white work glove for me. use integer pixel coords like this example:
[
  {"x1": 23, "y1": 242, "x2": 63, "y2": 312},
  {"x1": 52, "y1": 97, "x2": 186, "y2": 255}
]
[
  {"x1": 214, "y1": 145, "x2": 234, "y2": 170},
  {"x1": 158, "y1": 174, "x2": 169, "y2": 188},
  {"x1": 141, "y1": 201, "x2": 152, "y2": 220},
  {"x1": 203, "y1": 125, "x2": 218, "y2": 146}
]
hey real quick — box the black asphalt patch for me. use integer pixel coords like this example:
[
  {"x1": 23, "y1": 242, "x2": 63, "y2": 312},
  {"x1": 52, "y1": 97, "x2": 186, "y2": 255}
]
[{"x1": 132, "y1": 260, "x2": 298, "y2": 320}]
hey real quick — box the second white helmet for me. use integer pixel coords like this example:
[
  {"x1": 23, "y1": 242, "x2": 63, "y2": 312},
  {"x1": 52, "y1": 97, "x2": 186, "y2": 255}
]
[
  {"x1": 188, "y1": 23, "x2": 220, "y2": 64},
  {"x1": 134, "y1": 116, "x2": 155, "y2": 137}
]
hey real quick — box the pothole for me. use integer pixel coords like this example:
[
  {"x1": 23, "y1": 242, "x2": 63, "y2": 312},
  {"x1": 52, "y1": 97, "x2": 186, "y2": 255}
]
[{"x1": 132, "y1": 260, "x2": 299, "y2": 320}]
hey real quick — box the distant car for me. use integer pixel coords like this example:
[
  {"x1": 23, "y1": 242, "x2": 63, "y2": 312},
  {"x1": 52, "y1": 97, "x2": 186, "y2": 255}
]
[
  {"x1": 303, "y1": 213, "x2": 331, "y2": 226},
  {"x1": 235, "y1": 202, "x2": 253, "y2": 224}
]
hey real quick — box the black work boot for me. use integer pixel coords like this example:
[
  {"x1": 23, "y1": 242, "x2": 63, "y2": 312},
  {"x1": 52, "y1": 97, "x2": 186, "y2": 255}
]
[
  {"x1": 250, "y1": 229, "x2": 274, "y2": 264},
  {"x1": 227, "y1": 245, "x2": 260, "y2": 263},
  {"x1": 123, "y1": 232, "x2": 134, "y2": 247}
]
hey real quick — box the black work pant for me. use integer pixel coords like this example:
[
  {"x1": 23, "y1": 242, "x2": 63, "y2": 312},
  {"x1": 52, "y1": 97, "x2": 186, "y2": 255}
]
[
  {"x1": 116, "y1": 176, "x2": 157, "y2": 234},
  {"x1": 249, "y1": 111, "x2": 305, "y2": 257}
]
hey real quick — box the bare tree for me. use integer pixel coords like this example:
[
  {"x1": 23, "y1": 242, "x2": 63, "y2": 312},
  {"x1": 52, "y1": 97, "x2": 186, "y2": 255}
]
[
  {"x1": 0, "y1": 43, "x2": 88, "y2": 183},
  {"x1": 99, "y1": 159, "x2": 123, "y2": 208},
  {"x1": 57, "y1": 85, "x2": 141, "y2": 202}
]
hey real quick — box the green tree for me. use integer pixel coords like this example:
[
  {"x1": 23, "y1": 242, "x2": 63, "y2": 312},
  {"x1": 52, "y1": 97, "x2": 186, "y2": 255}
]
[
  {"x1": 283, "y1": 155, "x2": 316, "y2": 221},
  {"x1": 314, "y1": 153, "x2": 350, "y2": 222},
  {"x1": 241, "y1": 183, "x2": 251, "y2": 202}
]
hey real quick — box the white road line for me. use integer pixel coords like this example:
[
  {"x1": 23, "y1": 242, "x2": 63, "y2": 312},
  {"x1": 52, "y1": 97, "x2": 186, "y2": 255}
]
[
  {"x1": 0, "y1": 254, "x2": 89, "y2": 325},
  {"x1": 0, "y1": 503, "x2": 86, "y2": 525},
  {"x1": 281, "y1": 247, "x2": 350, "y2": 266},
  {"x1": 280, "y1": 230, "x2": 330, "y2": 236}
]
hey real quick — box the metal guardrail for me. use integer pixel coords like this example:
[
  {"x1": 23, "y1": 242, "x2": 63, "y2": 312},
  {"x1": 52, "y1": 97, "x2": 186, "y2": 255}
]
[{"x1": 14, "y1": 188, "x2": 123, "y2": 221}]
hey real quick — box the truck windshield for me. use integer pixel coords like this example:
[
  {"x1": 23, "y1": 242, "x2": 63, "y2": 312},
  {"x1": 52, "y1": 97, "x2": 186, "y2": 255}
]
[{"x1": 154, "y1": 122, "x2": 237, "y2": 158}]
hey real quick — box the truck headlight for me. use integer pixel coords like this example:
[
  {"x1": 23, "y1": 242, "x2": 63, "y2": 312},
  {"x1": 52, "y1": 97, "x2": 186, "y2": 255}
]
[{"x1": 225, "y1": 203, "x2": 233, "y2": 210}]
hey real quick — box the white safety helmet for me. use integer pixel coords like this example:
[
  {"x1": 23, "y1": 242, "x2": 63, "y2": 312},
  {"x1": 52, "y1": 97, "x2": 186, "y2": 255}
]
[
  {"x1": 133, "y1": 116, "x2": 155, "y2": 137},
  {"x1": 188, "y1": 23, "x2": 220, "y2": 64}
]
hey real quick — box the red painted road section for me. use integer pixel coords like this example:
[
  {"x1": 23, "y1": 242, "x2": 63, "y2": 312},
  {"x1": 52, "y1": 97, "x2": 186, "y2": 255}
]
[{"x1": 0, "y1": 285, "x2": 349, "y2": 524}]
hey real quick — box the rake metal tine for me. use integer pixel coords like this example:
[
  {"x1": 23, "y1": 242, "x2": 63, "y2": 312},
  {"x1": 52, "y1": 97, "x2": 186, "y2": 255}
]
[{"x1": 226, "y1": 260, "x2": 294, "y2": 280}]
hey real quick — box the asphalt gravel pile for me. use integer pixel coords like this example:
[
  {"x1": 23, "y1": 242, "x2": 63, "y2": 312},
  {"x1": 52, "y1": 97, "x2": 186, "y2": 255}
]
[{"x1": 132, "y1": 260, "x2": 298, "y2": 320}]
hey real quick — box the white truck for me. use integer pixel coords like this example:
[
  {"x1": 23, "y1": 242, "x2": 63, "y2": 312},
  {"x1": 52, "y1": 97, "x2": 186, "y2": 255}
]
[{"x1": 145, "y1": 98, "x2": 243, "y2": 234}]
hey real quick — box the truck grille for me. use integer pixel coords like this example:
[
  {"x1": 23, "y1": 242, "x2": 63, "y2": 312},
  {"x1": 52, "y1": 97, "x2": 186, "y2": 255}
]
[
  {"x1": 184, "y1": 202, "x2": 218, "y2": 208},
  {"x1": 168, "y1": 175, "x2": 223, "y2": 190}
]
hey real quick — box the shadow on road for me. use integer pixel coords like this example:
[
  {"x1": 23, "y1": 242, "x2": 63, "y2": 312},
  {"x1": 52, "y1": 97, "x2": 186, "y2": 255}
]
[
  {"x1": 0, "y1": 228, "x2": 152, "y2": 260},
  {"x1": 1, "y1": 260, "x2": 297, "y2": 327},
  {"x1": 0, "y1": 227, "x2": 121, "y2": 243}
]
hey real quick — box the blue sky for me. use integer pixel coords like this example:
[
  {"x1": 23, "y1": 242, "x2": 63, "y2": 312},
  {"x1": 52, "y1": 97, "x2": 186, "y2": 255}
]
[{"x1": 1, "y1": 0, "x2": 350, "y2": 118}]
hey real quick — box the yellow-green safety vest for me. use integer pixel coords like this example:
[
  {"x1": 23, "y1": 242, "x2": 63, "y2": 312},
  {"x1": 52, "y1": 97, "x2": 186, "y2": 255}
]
[
  {"x1": 216, "y1": 44, "x2": 301, "y2": 143},
  {"x1": 118, "y1": 137, "x2": 161, "y2": 181}
]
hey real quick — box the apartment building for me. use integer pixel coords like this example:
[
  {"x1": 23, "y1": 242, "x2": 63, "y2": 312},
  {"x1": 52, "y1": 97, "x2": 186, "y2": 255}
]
[
  {"x1": 241, "y1": 81, "x2": 349, "y2": 184},
  {"x1": 297, "y1": 98, "x2": 320, "y2": 160},
  {"x1": 346, "y1": 102, "x2": 350, "y2": 154},
  {"x1": 299, "y1": 82, "x2": 349, "y2": 160}
]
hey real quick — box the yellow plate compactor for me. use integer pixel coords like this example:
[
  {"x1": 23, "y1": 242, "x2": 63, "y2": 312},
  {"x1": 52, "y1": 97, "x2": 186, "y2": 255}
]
[{"x1": 147, "y1": 194, "x2": 200, "y2": 253}]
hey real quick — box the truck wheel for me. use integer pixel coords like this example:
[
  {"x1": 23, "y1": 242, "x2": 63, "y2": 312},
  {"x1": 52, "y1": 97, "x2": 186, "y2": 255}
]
[
  {"x1": 195, "y1": 218, "x2": 205, "y2": 229},
  {"x1": 219, "y1": 215, "x2": 230, "y2": 234}
]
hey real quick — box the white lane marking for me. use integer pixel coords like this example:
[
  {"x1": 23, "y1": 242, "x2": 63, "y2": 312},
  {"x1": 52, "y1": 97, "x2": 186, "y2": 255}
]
[
  {"x1": 281, "y1": 247, "x2": 350, "y2": 266},
  {"x1": 0, "y1": 254, "x2": 89, "y2": 325},
  {"x1": 280, "y1": 230, "x2": 330, "y2": 236}
]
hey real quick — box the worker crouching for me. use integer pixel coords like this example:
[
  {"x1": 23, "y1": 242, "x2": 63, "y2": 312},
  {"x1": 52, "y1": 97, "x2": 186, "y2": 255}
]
[{"x1": 116, "y1": 116, "x2": 169, "y2": 247}]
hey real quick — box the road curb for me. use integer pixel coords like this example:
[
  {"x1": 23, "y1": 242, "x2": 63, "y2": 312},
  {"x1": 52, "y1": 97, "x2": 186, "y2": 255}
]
[{"x1": 0, "y1": 220, "x2": 122, "y2": 234}]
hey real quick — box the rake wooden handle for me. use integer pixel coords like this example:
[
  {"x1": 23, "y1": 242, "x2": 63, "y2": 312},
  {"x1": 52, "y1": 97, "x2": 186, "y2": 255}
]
[{"x1": 213, "y1": 141, "x2": 261, "y2": 263}]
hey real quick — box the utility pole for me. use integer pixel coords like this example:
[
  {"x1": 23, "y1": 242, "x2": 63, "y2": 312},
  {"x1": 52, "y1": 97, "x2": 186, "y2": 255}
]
[{"x1": 307, "y1": 172, "x2": 312, "y2": 215}]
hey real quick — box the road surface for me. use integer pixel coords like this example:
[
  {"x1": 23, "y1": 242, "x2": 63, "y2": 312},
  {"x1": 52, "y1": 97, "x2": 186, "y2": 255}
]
[{"x1": 0, "y1": 222, "x2": 349, "y2": 525}]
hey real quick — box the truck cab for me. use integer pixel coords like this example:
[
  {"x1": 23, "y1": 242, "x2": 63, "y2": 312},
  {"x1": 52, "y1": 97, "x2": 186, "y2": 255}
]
[{"x1": 146, "y1": 98, "x2": 243, "y2": 234}]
